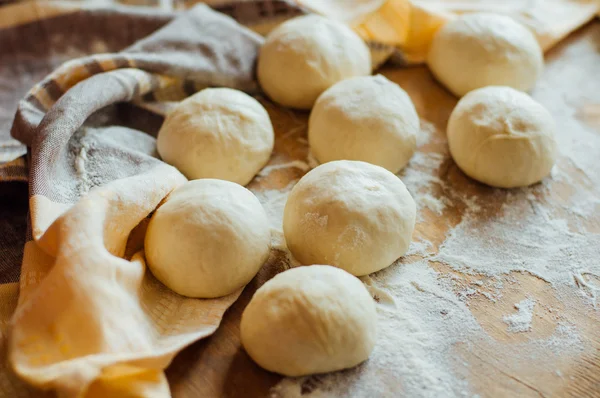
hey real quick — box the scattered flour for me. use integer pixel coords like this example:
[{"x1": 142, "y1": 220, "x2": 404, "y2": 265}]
[
  {"x1": 539, "y1": 322, "x2": 585, "y2": 355},
  {"x1": 434, "y1": 194, "x2": 600, "y2": 284},
  {"x1": 503, "y1": 298, "x2": 536, "y2": 333},
  {"x1": 416, "y1": 119, "x2": 436, "y2": 148},
  {"x1": 399, "y1": 151, "x2": 448, "y2": 217},
  {"x1": 406, "y1": 238, "x2": 434, "y2": 257}
]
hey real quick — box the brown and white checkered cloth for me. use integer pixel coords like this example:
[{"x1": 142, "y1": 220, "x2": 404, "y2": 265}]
[{"x1": 0, "y1": 0, "x2": 598, "y2": 396}]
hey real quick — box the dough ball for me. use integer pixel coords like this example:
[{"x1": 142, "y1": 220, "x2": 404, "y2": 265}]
[
  {"x1": 258, "y1": 15, "x2": 371, "y2": 110},
  {"x1": 241, "y1": 265, "x2": 377, "y2": 376},
  {"x1": 309, "y1": 75, "x2": 419, "y2": 173},
  {"x1": 157, "y1": 88, "x2": 274, "y2": 186},
  {"x1": 428, "y1": 13, "x2": 543, "y2": 97},
  {"x1": 283, "y1": 160, "x2": 416, "y2": 276},
  {"x1": 448, "y1": 86, "x2": 557, "y2": 188},
  {"x1": 145, "y1": 179, "x2": 271, "y2": 298}
]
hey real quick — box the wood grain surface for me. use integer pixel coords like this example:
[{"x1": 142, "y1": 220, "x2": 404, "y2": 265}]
[{"x1": 166, "y1": 21, "x2": 600, "y2": 398}]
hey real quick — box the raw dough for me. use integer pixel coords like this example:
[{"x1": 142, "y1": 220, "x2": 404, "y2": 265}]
[
  {"x1": 240, "y1": 265, "x2": 377, "y2": 376},
  {"x1": 157, "y1": 88, "x2": 274, "y2": 186},
  {"x1": 448, "y1": 86, "x2": 557, "y2": 188},
  {"x1": 427, "y1": 13, "x2": 543, "y2": 97},
  {"x1": 309, "y1": 75, "x2": 419, "y2": 173},
  {"x1": 283, "y1": 160, "x2": 416, "y2": 276},
  {"x1": 145, "y1": 179, "x2": 271, "y2": 298},
  {"x1": 258, "y1": 15, "x2": 371, "y2": 110}
]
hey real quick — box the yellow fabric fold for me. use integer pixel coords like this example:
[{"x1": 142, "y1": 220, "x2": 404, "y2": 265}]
[
  {"x1": 8, "y1": 166, "x2": 242, "y2": 397},
  {"x1": 298, "y1": 0, "x2": 600, "y2": 64}
]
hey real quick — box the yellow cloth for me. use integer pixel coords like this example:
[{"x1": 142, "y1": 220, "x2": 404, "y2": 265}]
[
  {"x1": 11, "y1": 170, "x2": 242, "y2": 397},
  {"x1": 298, "y1": 0, "x2": 599, "y2": 63}
]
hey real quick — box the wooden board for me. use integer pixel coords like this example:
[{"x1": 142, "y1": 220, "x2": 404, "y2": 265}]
[{"x1": 166, "y1": 21, "x2": 600, "y2": 397}]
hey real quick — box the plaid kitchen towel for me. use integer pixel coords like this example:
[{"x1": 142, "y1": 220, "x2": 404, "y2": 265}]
[{"x1": 0, "y1": 0, "x2": 599, "y2": 397}]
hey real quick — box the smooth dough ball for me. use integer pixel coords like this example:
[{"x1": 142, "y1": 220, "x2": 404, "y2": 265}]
[
  {"x1": 427, "y1": 13, "x2": 543, "y2": 97},
  {"x1": 309, "y1": 75, "x2": 419, "y2": 173},
  {"x1": 258, "y1": 15, "x2": 371, "y2": 110},
  {"x1": 241, "y1": 265, "x2": 377, "y2": 376},
  {"x1": 145, "y1": 179, "x2": 271, "y2": 298},
  {"x1": 448, "y1": 86, "x2": 557, "y2": 188},
  {"x1": 157, "y1": 88, "x2": 274, "y2": 186},
  {"x1": 283, "y1": 160, "x2": 416, "y2": 276}
]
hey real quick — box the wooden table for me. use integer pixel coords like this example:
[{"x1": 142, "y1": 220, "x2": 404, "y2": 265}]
[{"x1": 166, "y1": 21, "x2": 600, "y2": 397}]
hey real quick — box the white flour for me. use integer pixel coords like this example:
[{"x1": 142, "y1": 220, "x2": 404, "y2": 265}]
[
  {"x1": 399, "y1": 151, "x2": 448, "y2": 217},
  {"x1": 398, "y1": 119, "x2": 448, "y2": 218},
  {"x1": 503, "y1": 298, "x2": 536, "y2": 333},
  {"x1": 249, "y1": 26, "x2": 600, "y2": 397}
]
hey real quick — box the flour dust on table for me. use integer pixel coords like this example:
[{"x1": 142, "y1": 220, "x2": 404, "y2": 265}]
[{"x1": 503, "y1": 298, "x2": 536, "y2": 333}]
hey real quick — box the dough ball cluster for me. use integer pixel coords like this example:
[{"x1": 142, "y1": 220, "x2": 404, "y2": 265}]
[
  {"x1": 428, "y1": 13, "x2": 543, "y2": 97},
  {"x1": 146, "y1": 11, "x2": 558, "y2": 382},
  {"x1": 447, "y1": 86, "x2": 557, "y2": 188},
  {"x1": 283, "y1": 160, "x2": 416, "y2": 276},
  {"x1": 309, "y1": 75, "x2": 420, "y2": 174},
  {"x1": 241, "y1": 265, "x2": 377, "y2": 377},
  {"x1": 258, "y1": 15, "x2": 371, "y2": 110},
  {"x1": 157, "y1": 88, "x2": 274, "y2": 186},
  {"x1": 145, "y1": 179, "x2": 271, "y2": 298}
]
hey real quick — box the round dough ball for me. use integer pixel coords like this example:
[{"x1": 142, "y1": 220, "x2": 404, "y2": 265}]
[
  {"x1": 157, "y1": 88, "x2": 274, "y2": 186},
  {"x1": 258, "y1": 15, "x2": 371, "y2": 110},
  {"x1": 448, "y1": 86, "x2": 557, "y2": 188},
  {"x1": 145, "y1": 179, "x2": 271, "y2": 298},
  {"x1": 241, "y1": 265, "x2": 377, "y2": 376},
  {"x1": 428, "y1": 13, "x2": 543, "y2": 97},
  {"x1": 309, "y1": 75, "x2": 419, "y2": 173},
  {"x1": 283, "y1": 160, "x2": 416, "y2": 276}
]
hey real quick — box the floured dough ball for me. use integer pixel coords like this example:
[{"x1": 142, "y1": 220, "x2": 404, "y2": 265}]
[
  {"x1": 448, "y1": 86, "x2": 557, "y2": 188},
  {"x1": 145, "y1": 179, "x2": 271, "y2": 298},
  {"x1": 258, "y1": 15, "x2": 371, "y2": 110},
  {"x1": 283, "y1": 160, "x2": 416, "y2": 276},
  {"x1": 241, "y1": 265, "x2": 377, "y2": 376},
  {"x1": 157, "y1": 88, "x2": 274, "y2": 186},
  {"x1": 309, "y1": 75, "x2": 419, "y2": 173},
  {"x1": 428, "y1": 13, "x2": 543, "y2": 97}
]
